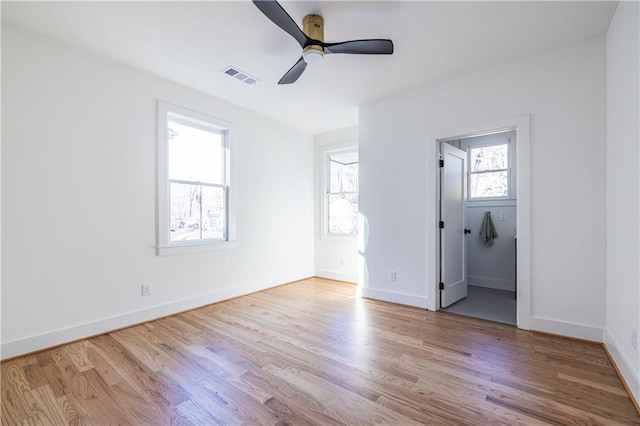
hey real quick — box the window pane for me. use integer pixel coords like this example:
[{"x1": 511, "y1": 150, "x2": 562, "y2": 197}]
[
  {"x1": 170, "y1": 182, "x2": 201, "y2": 242},
  {"x1": 330, "y1": 161, "x2": 358, "y2": 193},
  {"x1": 200, "y1": 185, "x2": 226, "y2": 240},
  {"x1": 169, "y1": 182, "x2": 225, "y2": 241},
  {"x1": 469, "y1": 144, "x2": 508, "y2": 172},
  {"x1": 168, "y1": 120, "x2": 224, "y2": 184},
  {"x1": 328, "y1": 193, "x2": 358, "y2": 234},
  {"x1": 470, "y1": 171, "x2": 508, "y2": 198},
  {"x1": 330, "y1": 161, "x2": 340, "y2": 193}
]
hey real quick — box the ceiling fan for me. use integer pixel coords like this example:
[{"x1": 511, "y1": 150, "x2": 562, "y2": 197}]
[{"x1": 253, "y1": 0, "x2": 394, "y2": 84}]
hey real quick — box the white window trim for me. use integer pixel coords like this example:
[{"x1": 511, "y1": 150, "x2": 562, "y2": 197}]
[
  {"x1": 463, "y1": 133, "x2": 516, "y2": 202},
  {"x1": 322, "y1": 144, "x2": 359, "y2": 238},
  {"x1": 156, "y1": 101, "x2": 236, "y2": 256}
]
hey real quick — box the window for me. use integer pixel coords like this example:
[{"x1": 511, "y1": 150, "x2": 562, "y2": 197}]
[
  {"x1": 326, "y1": 149, "x2": 358, "y2": 235},
  {"x1": 468, "y1": 142, "x2": 510, "y2": 200},
  {"x1": 157, "y1": 102, "x2": 234, "y2": 255}
]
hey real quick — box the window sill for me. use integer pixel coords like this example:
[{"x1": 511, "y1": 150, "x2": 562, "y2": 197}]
[
  {"x1": 468, "y1": 199, "x2": 517, "y2": 208},
  {"x1": 320, "y1": 234, "x2": 358, "y2": 242},
  {"x1": 156, "y1": 240, "x2": 237, "y2": 256}
]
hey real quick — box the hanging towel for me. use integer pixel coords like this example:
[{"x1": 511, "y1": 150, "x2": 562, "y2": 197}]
[{"x1": 480, "y1": 211, "x2": 498, "y2": 245}]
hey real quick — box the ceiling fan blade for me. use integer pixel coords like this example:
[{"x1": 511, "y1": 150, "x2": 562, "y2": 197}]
[
  {"x1": 278, "y1": 57, "x2": 307, "y2": 85},
  {"x1": 252, "y1": 0, "x2": 309, "y2": 48},
  {"x1": 323, "y1": 39, "x2": 394, "y2": 55}
]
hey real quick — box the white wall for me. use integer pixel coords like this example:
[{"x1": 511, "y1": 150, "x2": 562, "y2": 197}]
[
  {"x1": 1, "y1": 24, "x2": 315, "y2": 358},
  {"x1": 605, "y1": 0, "x2": 640, "y2": 405},
  {"x1": 360, "y1": 36, "x2": 607, "y2": 340},
  {"x1": 466, "y1": 205, "x2": 516, "y2": 291},
  {"x1": 314, "y1": 127, "x2": 358, "y2": 283}
]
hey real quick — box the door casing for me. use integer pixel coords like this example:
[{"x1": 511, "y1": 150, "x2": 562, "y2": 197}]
[{"x1": 427, "y1": 115, "x2": 531, "y2": 330}]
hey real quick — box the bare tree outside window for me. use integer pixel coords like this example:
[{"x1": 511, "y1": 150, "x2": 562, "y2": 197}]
[
  {"x1": 469, "y1": 143, "x2": 509, "y2": 199},
  {"x1": 168, "y1": 117, "x2": 227, "y2": 242},
  {"x1": 327, "y1": 151, "x2": 358, "y2": 234}
]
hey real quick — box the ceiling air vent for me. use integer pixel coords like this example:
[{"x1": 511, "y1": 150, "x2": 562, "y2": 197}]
[{"x1": 222, "y1": 66, "x2": 259, "y2": 85}]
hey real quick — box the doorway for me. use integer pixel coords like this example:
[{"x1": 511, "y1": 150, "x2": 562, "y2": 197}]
[
  {"x1": 440, "y1": 131, "x2": 517, "y2": 325},
  {"x1": 427, "y1": 114, "x2": 531, "y2": 330}
]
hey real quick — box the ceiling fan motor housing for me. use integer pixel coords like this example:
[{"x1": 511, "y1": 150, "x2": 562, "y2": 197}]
[
  {"x1": 251, "y1": 0, "x2": 394, "y2": 83},
  {"x1": 303, "y1": 14, "x2": 324, "y2": 57}
]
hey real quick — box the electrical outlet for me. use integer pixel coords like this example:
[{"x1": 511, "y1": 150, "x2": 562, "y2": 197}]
[
  {"x1": 389, "y1": 271, "x2": 397, "y2": 281},
  {"x1": 499, "y1": 212, "x2": 506, "y2": 221},
  {"x1": 141, "y1": 283, "x2": 152, "y2": 296},
  {"x1": 632, "y1": 328, "x2": 638, "y2": 350},
  {"x1": 340, "y1": 257, "x2": 344, "y2": 266}
]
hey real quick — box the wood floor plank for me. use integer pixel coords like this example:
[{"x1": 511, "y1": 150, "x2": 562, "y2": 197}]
[
  {"x1": 197, "y1": 374, "x2": 287, "y2": 424},
  {"x1": 88, "y1": 333, "x2": 189, "y2": 409},
  {"x1": 2, "y1": 278, "x2": 639, "y2": 425},
  {"x1": 55, "y1": 394, "x2": 89, "y2": 426},
  {"x1": 557, "y1": 371, "x2": 629, "y2": 396},
  {"x1": 263, "y1": 363, "x2": 421, "y2": 425},
  {"x1": 62, "y1": 342, "x2": 94, "y2": 373},
  {"x1": 29, "y1": 386, "x2": 67, "y2": 425},
  {"x1": 2, "y1": 364, "x2": 40, "y2": 420}
]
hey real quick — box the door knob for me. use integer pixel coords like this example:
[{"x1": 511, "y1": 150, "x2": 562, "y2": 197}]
[{"x1": 464, "y1": 229, "x2": 471, "y2": 234}]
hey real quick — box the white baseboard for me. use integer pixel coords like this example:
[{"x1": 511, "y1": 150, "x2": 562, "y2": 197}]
[
  {"x1": 604, "y1": 328, "x2": 640, "y2": 406},
  {"x1": 362, "y1": 287, "x2": 429, "y2": 309},
  {"x1": 1, "y1": 272, "x2": 312, "y2": 360},
  {"x1": 530, "y1": 316, "x2": 604, "y2": 342},
  {"x1": 314, "y1": 269, "x2": 357, "y2": 283},
  {"x1": 468, "y1": 276, "x2": 515, "y2": 291}
]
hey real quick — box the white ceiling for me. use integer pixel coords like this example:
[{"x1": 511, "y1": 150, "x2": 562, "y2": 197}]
[{"x1": 2, "y1": 1, "x2": 617, "y2": 134}]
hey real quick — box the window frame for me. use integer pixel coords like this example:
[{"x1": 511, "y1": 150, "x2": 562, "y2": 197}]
[
  {"x1": 156, "y1": 101, "x2": 236, "y2": 255},
  {"x1": 465, "y1": 136, "x2": 515, "y2": 201},
  {"x1": 323, "y1": 146, "x2": 359, "y2": 237}
]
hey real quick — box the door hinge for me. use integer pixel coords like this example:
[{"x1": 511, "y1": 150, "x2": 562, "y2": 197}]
[
  {"x1": 439, "y1": 221, "x2": 444, "y2": 229},
  {"x1": 439, "y1": 282, "x2": 444, "y2": 290},
  {"x1": 439, "y1": 159, "x2": 444, "y2": 168}
]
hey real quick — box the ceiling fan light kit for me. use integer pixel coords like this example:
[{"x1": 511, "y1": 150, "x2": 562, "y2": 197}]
[
  {"x1": 302, "y1": 48, "x2": 324, "y2": 64},
  {"x1": 253, "y1": 0, "x2": 394, "y2": 84}
]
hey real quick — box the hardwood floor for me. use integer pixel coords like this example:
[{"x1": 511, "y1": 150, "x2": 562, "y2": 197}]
[{"x1": 2, "y1": 277, "x2": 639, "y2": 425}]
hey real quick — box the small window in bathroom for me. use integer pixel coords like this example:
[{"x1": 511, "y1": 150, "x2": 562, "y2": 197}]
[{"x1": 468, "y1": 142, "x2": 510, "y2": 200}]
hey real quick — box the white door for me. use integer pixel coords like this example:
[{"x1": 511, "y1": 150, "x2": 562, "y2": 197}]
[{"x1": 440, "y1": 143, "x2": 468, "y2": 308}]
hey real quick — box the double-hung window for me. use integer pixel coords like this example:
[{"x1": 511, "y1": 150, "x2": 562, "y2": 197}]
[
  {"x1": 326, "y1": 149, "x2": 359, "y2": 235},
  {"x1": 468, "y1": 141, "x2": 511, "y2": 200},
  {"x1": 157, "y1": 102, "x2": 233, "y2": 255}
]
